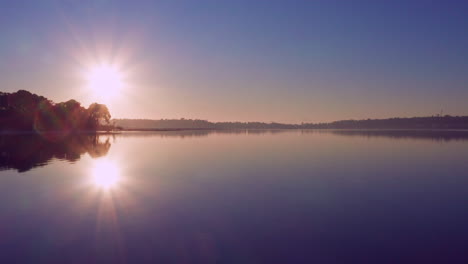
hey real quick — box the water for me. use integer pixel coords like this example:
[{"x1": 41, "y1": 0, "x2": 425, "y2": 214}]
[{"x1": 1, "y1": 130, "x2": 468, "y2": 263}]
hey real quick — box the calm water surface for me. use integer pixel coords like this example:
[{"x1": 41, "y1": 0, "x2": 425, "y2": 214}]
[{"x1": 1, "y1": 130, "x2": 468, "y2": 263}]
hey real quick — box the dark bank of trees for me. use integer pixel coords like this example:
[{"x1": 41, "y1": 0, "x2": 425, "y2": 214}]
[
  {"x1": 114, "y1": 116, "x2": 468, "y2": 130},
  {"x1": 301, "y1": 116, "x2": 468, "y2": 129},
  {"x1": 114, "y1": 119, "x2": 299, "y2": 130},
  {"x1": 0, "y1": 90, "x2": 111, "y2": 132}
]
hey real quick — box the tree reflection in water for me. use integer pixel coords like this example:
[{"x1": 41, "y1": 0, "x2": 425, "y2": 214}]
[{"x1": 0, "y1": 133, "x2": 111, "y2": 172}]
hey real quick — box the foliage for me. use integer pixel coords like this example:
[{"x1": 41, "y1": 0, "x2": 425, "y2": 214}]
[
  {"x1": 0, "y1": 90, "x2": 111, "y2": 132},
  {"x1": 113, "y1": 115, "x2": 468, "y2": 130}
]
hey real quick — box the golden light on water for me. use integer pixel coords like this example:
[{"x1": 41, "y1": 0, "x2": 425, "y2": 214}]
[
  {"x1": 91, "y1": 159, "x2": 121, "y2": 190},
  {"x1": 85, "y1": 63, "x2": 124, "y2": 102}
]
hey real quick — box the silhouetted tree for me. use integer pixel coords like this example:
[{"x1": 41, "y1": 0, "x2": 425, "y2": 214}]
[
  {"x1": 0, "y1": 90, "x2": 112, "y2": 132},
  {"x1": 86, "y1": 103, "x2": 111, "y2": 129}
]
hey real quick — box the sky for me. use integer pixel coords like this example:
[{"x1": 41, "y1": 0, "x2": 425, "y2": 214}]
[{"x1": 0, "y1": 0, "x2": 467, "y2": 123}]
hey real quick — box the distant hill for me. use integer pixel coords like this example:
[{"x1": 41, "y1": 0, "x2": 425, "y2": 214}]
[
  {"x1": 113, "y1": 119, "x2": 296, "y2": 130},
  {"x1": 303, "y1": 116, "x2": 468, "y2": 129},
  {"x1": 114, "y1": 116, "x2": 468, "y2": 130}
]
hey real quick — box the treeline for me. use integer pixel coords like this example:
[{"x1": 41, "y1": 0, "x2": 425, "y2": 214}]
[
  {"x1": 303, "y1": 116, "x2": 468, "y2": 129},
  {"x1": 0, "y1": 90, "x2": 111, "y2": 132},
  {"x1": 114, "y1": 115, "x2": 468, "y2": 130},
  {"x1": 114, "y1": 119, "x2": 298, "y2": 130}
]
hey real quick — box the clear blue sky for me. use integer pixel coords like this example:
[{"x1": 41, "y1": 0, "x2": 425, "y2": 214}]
[{"x1": 1, "y1": 0, "x2": 467, "y2": 122}]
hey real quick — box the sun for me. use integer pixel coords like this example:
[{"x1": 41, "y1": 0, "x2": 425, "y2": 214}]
[
  {"x1": 86, "y1": 63, "x2": 124, "y2": 102},
  {"x1": 91, "y1": 159, "x2": 121, "y2": 190}
]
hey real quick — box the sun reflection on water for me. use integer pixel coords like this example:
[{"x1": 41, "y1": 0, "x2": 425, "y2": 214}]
[{"x1": 91, "y1": 159, "x2": 121, "y2": 190}]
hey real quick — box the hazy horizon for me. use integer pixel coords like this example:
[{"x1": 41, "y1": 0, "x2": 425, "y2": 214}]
[
  {"x1": 2, "y1": 2, "x2": 468, "y2": 261},
  {"x1": 111, "y1": 114, "x2": 468, "y2": 124},
  {"x1": 1, "y1": 1, "x2": 467, "y2": 123}
]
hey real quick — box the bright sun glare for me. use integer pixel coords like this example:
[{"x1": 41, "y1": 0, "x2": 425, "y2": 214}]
[
  {"x1": 91, "y1": 159, "x2": 121, "y2": 190},
  {"x1": 86, "y1": 63, "x2": 124, "y2": 102}
]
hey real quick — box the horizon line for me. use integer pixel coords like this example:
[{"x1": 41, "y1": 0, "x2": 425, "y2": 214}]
[{"x1": 112, "y1": 114, "x2": 467, "y2": 125}]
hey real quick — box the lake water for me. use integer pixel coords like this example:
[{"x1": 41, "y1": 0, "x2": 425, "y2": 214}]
[{"x1": 1, "y1": 130, "x2": 468, "y2": 263}]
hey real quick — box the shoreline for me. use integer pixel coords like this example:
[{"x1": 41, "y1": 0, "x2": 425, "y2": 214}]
[{"x1": 3, "y1": 127, "x2": 468, "y2": 134}]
